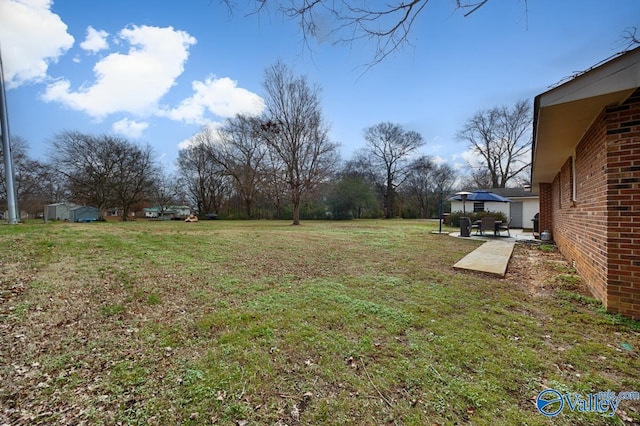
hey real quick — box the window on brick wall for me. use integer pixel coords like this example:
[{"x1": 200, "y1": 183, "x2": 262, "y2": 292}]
[
  {"x1": 559, "y1": 156, "x2": 575, "y2": 208},
  {"x1": 571, "y1": 155, "x2": 577, "y2": 202},
  {"x1": 558, "y1": 180, "x2": 562, "y2": 209}
]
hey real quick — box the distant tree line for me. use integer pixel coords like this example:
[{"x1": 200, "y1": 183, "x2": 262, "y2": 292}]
[
  {"x1": 1, "y1": 62, "x2": 532, "y2": 222},
  {"x1": 0, "y1": 127, "x2": 457, "y2": 223}
]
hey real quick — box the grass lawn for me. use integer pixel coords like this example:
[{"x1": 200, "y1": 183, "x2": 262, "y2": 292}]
[{"x1": 1, "y1": 219, "x2": 639, "y2": 425}]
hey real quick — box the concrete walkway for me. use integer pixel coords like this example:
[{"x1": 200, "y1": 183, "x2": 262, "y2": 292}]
[
  {"x1": 453, "y1": 239, "x2": 516, "y2": 277},
  {"x1": 451, "y1": 229, "x2": 534, "y2": 277}
]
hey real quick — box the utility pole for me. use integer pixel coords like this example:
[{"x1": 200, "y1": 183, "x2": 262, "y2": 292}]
[{"x1": 0, "y1": 46, "x2": 19, "y2": 224}]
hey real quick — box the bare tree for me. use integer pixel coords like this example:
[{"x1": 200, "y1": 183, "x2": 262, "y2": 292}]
[
  {"x1": 460, "y1": 168, "x2": 493, "y2": 190},
  {"x1": 457, "y1": 100, "x2": 532, "y2": 188},
  {"x1": 148, "y1": 171, "x2": 181, "y2": 217},
  {"x1": 259, "y1": 61, "x2": 339, "y2": 225},
  {"x1": 214, "y1": 114, "x2": 268, "y2": 218},
  {"x1": 109, "y1": 143, "x2": 158, "y2": 221},
  {"x1": 0, "y1": 136, "x2": 51, "y2": 217},
  {"x1": 176, "y1": 130, "x2": 229, "y2": 217},
  {"x1": 361, "y1": 122, "x2": 424, "y2": 218},
  {"x1": 261, "y1": 148, "x2": 289, "y2": 219},
  {"x1": 241, "y1": 0, "x2": 507, "y2": 66},
  {"x1": 620, "y1": 26, "x2": 640, "y2": 50},
  {"x1": 404, "y1": 156, "x2": 436, "y2": 218},
  {"x1": 50, "y1": 131, "x2": 158, "y2": 220},
  {"x1": 404, "y1": 156, "x2": 456, "y2": 218},
  {"x1": 50, "y1": 131, "x2": 111, "y2": 217}
]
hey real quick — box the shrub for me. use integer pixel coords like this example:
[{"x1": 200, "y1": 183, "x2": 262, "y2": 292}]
[{"x1": 447, "y1": 210, "x2": 507, "y2": 227}]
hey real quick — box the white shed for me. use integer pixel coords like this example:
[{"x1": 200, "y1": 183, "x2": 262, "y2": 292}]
[{"x1": 45, "y1": 202, "x2": 75, "y2": 221}]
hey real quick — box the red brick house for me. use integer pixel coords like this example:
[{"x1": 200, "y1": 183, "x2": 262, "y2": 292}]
[{"x1": 532, "y1": 46, "x2": 640, "y2": 320}]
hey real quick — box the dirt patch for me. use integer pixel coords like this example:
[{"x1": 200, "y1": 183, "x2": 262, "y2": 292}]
[{"x1": 506, "y1": 242, "x2": 576, "y2": 297}]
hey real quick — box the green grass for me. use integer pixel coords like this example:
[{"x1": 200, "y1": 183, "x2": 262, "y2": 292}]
[
  {"x1": 538, "y1": 243, "x2": 556, "y2": 253},
  {"x1": 1, "y1": 219, "x2": 638, "y2": 425}
]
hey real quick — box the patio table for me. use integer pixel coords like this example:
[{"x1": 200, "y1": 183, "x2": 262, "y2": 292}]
[{"x1": 473, "y1": 220, "x2": 503, "y2": 236}]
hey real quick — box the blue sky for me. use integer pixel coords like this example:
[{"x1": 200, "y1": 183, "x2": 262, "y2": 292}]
[{"x1": 1, "y1": 0, "x2": 639, "y2": 173}]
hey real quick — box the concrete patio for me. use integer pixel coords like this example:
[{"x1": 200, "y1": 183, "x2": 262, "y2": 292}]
[{"x1": 451, "y1": 229, "x2": 536, "y2": 277}]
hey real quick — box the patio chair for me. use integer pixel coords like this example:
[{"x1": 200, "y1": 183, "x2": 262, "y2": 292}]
[
  {"x1": 498, "y1": 218, "x2": 512, "y2": 237},
  {"x1": 471, "y1": 220, "x2": 481, "y2": 235},
  {"x1": 480, "y1": 217, "x2": 496, "y2": 236}
]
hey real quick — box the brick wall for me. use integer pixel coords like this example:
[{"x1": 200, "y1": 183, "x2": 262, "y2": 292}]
[
  {"x1": 544, "y1": 89, "x2": 640, "y2": 320},
  {"x1": 538, "y1": 183, "x2": 552, "y2": 235},
  {"x1": 604, "y1": 89, "x2": 640, "y2": 319},
  {"x1": 552, "y1": 113, "x2": 609, "y2": 304}
]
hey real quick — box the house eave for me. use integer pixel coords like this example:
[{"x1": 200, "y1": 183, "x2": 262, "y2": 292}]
[{"x1": 532, "y1": 47, "x2": 640, "y2": 187}]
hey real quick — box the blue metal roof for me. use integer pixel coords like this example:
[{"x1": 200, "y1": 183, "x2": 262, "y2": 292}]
[{"x1": 449, "y1": 190, "x2": 512, "y2": 202}]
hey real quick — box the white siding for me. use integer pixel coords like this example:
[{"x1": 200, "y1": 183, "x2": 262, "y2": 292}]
[
  {"x1": 450, "y1": 201, "x2": 509, "y2": 215},
  {"x1": 522, "y1": 198, "x2": 539, "y2": 228}
]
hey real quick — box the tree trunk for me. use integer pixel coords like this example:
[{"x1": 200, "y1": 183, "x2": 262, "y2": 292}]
[
  {"x1": 245, "y1": 197, "x2": 252, "y2": 219},
  {"x1": 292, "y1": 189, "x2": 301, "y2": 225},
  {"x1": 384, "y1": 188, "x2": 394, "y2": 219},
  {"x1": 292, "y1": 201, "x2": 301, "y2": 225}
]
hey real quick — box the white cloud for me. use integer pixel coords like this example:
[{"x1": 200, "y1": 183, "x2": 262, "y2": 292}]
[
  {"x1": 429, "y1": 143, "x2": 443, "y2": 153},
  {"x1": 0, "y1": 0, "x2": 74, "y2": 88},
  {"x1": 161, "y1": 75, "x2": 265, "y2": 124},
  {"x1": 450, "y1": 148, "x2": 484, "y2": 173},
  {"x1": 453, "y1": 161, "x2": 466, "y2": 171},
  {"x1": 42, "y1": 24, "x2": 196, "y2": 118},
  {"x1": 112, "y1": 117, "x2": 148, "y2": 139},
  {"x1": 80, "y1": 26, "x2": 109, "y2": 54},
  {"x1": 178, "y1": 122, "x2": 224, "y2": 150},
  {"x1": 432, "y1": 155, "x2": 446, "y2": 166},
  {"x1": 461, "y1": 148, "x2": 483, "y2": 167},
  {"x1": 178, "y1": 136, "x2": 197, "y2": 150}
]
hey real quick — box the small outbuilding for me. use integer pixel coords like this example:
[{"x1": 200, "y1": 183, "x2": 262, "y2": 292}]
[
  {"x1": 70, "y1": 205, "x2": 99, "y2": 222},
  {"x1": 45, "y1": 202, "x2": 75, "y2": 221},
  {"x1": 45, "y1": 202, "x2": 99, "y2": 222}
]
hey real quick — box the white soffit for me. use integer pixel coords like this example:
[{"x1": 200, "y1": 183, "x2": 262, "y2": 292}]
[
  {"x1": 539, "y1": 49, "x2": 640, "y2": 108},
  {"x1": 532, "y1": 48, "x2": 640, "y2": 185}
]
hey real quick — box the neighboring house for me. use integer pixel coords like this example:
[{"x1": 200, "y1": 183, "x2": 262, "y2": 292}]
[
  {"x1": 45, "y1": 202, "x2": 99, "y2": 222},
  {"x1": 144, "y1": 205, "x2": 191, "y2": 220},
  {"x1": 107, "y1": 207, "x2": 142, "y2": 219},
  {"x1": 531, "y1": 46, "x2": 640, "y2": 320},
  {"x1": 171, "y1": 205, "x2": 191, "y2": 218},
  {"x1": 144, "y1": 207, "x2": 161, "y2": 219},
  {"x1": 450, "y1": 188, "x2": 538, "y2": 228}
]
